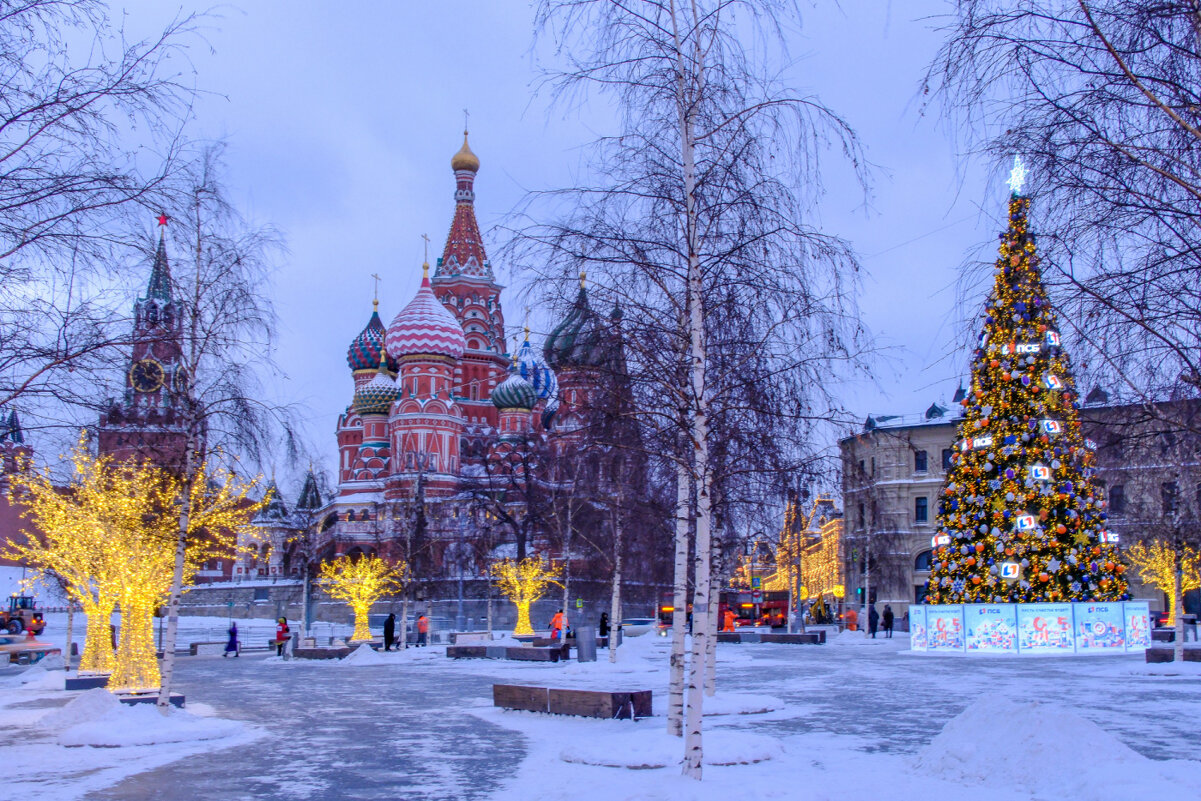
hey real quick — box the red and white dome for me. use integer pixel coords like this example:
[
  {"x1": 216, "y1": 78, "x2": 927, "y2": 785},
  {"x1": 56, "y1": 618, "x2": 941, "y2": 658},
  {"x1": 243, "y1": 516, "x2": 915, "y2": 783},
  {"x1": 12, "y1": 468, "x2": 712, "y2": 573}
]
[{"x1": 385, "y1": 270, "x2": 467, "y2": 361}]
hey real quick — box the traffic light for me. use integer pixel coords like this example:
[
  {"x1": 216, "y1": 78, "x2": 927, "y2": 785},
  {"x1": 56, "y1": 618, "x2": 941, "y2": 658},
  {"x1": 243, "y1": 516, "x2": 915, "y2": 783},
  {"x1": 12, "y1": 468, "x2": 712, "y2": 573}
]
[{"x1": 856, "y1": 587, "x2": 864, "y2": 599}]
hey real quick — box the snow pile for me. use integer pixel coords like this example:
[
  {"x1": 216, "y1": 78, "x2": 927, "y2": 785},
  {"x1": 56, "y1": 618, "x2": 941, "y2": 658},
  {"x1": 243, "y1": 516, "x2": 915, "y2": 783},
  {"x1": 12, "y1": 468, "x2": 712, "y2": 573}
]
[
  {"x1": 39, "y1": 689, "x2": 245, "y2": 747},
  {"x1": 39, "y1": 652, "x2": 66, "y2": 670},
  {"x1": 914, "y1": 695, "x2": 1167, "y2": 800},
  {"x1": 5, "y1": 663, "x2": 66, "y2": 690},
  {"x1": 38, "y1": 687, "x2": 121, "y2": 729},
  {"x1": 340, "y1": 643, "x2": 387, "y2": 666},
  {"x1": 695, "y1": 692, "x2": 782, "y2": 716},
  {"x1": 559, "y1": 726, "x2": 782, "y2": 769}
]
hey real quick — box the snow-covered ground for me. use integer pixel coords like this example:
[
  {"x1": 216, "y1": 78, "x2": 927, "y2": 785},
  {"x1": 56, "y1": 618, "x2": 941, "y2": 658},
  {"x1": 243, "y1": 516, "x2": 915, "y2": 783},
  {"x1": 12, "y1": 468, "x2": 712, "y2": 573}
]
[{"x1": 2, "y1": 615, "x2": 1199, "y2": 800}]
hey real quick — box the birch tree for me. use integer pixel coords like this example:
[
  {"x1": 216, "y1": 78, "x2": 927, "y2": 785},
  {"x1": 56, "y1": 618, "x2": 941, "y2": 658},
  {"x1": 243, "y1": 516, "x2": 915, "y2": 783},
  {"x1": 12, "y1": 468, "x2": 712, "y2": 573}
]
[
  {"x1": 154, "y1": 146, "x2": 291, "y2": 711},
  {"x1": 530, "y1": 0, "x2": 870, "y2": 778}
]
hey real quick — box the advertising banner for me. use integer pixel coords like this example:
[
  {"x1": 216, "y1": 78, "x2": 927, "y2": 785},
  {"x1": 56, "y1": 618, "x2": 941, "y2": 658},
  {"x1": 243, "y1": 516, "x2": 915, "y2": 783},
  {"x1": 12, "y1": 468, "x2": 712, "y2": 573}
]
[
  {"x1": 964, "y1": 604, "x2": 1018, "y2": 653},
  {"x1": 927, "y1": 605, "x2": 965, "y2": 652},
  {"x1": 1017, "y1": 603, "x2": 1075, "y2": 653},
  {"x1": 1074, "y1": 603, "x2": 1125, "y2": 651},
  {"x1": 909, "y1": 605, "x2": 928, "y2": 651},
  {"x1": 1124, "y1": 601, "x2": 1151, "y2": 652}
]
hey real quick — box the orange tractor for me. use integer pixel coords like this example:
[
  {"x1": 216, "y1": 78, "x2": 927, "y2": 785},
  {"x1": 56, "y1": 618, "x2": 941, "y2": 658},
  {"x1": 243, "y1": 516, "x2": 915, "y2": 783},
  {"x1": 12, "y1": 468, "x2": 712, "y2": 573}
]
[{"x1": 1, "y1": 595, "x2": 46, "y2": 635}]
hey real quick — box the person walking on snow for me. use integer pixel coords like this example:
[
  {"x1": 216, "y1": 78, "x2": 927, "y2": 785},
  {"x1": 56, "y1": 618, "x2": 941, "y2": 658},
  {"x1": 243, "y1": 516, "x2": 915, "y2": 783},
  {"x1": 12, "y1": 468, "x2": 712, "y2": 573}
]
[
  {"x1": 223, "y1": 621, "x2": 239, "y2": 657},
  {"x1": 843, "y1": 606, "x2": 858, "y2": 632},
  {"x1": 882, "y1": 604, "x2": 894, "y2": 639},
  {"x1": 549, "y1": 609, "x2": 566, "y2": 641},
  {"x1": 383, "y1": 613, "x2": 396, "y2": 651},
  {"x1": 275, "y1": 617, "x2": 290, "y2": 656},
  {"x1": 868, "y1": 603, "x2": 880, "y2": 639},
  {"x1": 599, "y1": 612, "x2": 610, "y2": 640},
  {"x1": 721, "y1": 607, "x2": 736, "y2": 632},
  {"x1": 416, "y1": 614, "x2": 429, "y2": 647}
]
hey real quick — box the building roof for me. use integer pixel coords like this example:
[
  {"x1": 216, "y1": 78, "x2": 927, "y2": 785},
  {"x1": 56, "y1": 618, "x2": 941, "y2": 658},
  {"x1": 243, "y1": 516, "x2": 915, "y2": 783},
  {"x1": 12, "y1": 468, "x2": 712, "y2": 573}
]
[{"x1": 347, "y1": 304, "x2": 397, "y2": 373}]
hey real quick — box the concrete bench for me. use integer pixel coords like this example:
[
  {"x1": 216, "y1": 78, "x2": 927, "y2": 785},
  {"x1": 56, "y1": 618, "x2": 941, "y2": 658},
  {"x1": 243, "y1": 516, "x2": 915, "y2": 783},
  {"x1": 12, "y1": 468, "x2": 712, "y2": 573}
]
[
  {"x1": 1145, "y1": 647, "x2": 1201, "y2": 663},
  {"x1": 493, "y1": 684, "x2": 652, "y2": 719},
  {"x1": 189, "y1": 641, "x2": 228, "y2": 656},
  {"x1": 506, "y1": 646, "x2": 565, "y2": 662},
  {"x1": 450, "y1": 631, "x2": 491, "y2": 644}
]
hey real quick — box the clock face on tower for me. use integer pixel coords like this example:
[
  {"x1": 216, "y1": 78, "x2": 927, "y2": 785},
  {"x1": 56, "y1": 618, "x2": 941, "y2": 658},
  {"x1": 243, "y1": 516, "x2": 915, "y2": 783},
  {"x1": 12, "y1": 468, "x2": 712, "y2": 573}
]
[{"x1": 130, "y1": 359, "x2": 165, "y2": 393}]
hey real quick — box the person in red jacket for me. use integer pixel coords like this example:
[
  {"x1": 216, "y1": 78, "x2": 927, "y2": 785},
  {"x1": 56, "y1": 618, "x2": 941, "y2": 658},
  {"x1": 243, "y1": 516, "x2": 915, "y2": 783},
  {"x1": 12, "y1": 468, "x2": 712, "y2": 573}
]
[
  {"x1": 416, "y1": 614, "x2": 429, "y2": 647},
  {"x1": 275, "y1": 617, "x2": 290, "y2": 656}
]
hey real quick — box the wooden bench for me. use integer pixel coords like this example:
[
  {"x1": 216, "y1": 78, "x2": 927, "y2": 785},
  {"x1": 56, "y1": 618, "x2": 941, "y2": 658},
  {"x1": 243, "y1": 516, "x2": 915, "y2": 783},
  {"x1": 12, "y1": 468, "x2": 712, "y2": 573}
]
[
  {"x1": 1145, "y1": 647, "x2": 1201, "y2": 663},
  {"x1": 760, "y1": 631, "x2": 826, "y2": 645},
  {"x1": 293, "y1": 646, "x2": 350, "y2": 660},
  {"x1": 493, "y1": 684, "x2": 652, "y2": 719},
  {"x1": 446, "y1": 645, "x2": 566, "y2": 661}
]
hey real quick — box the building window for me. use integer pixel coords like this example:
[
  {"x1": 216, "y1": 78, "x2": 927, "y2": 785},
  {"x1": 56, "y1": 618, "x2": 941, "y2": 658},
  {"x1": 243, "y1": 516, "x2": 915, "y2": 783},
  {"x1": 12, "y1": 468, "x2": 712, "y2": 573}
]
[
  {"x1": 870, "y1": 457, "x2": 875, "y2": 477},
  {"x1": 914, "y1": 550, "x2": 932, "y2": 572},
  {"x1": 1109, "y1": 485, "x2": 1126, "y2": 516},
  {"x1": 914, "y1": 450, "x2": 928, "y2": 473},
  {"x1": 1162, "y1": 482, "x2": 1179, "y2": 516},
  {"x1": 858, "y1": 459, "x2": 865, "y2": 476},
  {"x1": 942, "y1": 448, "x2": 954, "y2": 470},
  {"x1": 857, "y1": 502, "x2": 865, "y2": 529},
  {"x1": 915, "y1": 496, "x2": 928, "y2": 523}
]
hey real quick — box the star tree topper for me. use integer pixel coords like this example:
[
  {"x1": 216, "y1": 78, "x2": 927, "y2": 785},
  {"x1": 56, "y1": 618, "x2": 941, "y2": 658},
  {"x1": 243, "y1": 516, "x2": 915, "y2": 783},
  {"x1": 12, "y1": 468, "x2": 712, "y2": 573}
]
[{"x1": 1007, "y1": 155, "x2": 1028, "y2": 195}]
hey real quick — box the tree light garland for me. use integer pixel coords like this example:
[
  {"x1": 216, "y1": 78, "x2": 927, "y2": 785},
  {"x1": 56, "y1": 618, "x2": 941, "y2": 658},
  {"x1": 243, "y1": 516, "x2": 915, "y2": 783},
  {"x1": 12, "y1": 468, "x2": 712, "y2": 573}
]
[
  {"x1": 1125, "y1": 541, "x2": 1200, "y2": 626},
  {"x1": 319, "y1": 554, "x2": 404, "y2": 642},
  {"x1": 5, "y1": 435, "x2": 264, "y2": 692},
  {"x1": 490, "y1": 557, "x2": 561, "y2": 636}
]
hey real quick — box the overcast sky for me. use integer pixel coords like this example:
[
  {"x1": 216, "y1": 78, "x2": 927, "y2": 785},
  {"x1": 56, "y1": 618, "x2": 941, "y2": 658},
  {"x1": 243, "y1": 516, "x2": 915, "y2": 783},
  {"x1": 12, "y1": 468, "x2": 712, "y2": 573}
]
[{"x1": 114, "y1": 1, "x2": 1008, "y2": 487}]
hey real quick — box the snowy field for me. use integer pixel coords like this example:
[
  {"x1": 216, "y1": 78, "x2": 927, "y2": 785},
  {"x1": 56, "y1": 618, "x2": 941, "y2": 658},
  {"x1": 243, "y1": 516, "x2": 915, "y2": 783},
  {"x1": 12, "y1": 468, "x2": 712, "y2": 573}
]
[{"x1": 2, "y1": 615, "x2": 1199, "y2": 800}]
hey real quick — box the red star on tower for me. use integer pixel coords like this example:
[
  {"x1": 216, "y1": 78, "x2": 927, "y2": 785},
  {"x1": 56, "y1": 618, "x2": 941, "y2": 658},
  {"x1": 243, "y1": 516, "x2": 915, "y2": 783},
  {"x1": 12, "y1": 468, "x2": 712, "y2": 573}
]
[{"x1": 156, "y1": 213, "x2": 169, "y2": 227}]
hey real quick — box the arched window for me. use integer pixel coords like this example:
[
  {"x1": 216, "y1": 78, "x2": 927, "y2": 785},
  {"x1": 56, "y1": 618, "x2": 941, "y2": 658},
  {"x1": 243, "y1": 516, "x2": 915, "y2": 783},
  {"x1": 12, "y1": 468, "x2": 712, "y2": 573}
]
[{"x1": 914, "y1": 550, "x2": 933, "y2": 572}]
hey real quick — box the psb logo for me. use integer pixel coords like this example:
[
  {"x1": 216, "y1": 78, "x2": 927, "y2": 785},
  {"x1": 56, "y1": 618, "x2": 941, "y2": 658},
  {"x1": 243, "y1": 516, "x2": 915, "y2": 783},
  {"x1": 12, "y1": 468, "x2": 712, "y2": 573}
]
[
  {"x1": 1016, "y1": 343, "x2": 1040, "y2": 354},
  {"x1": 1044, "y1": 331, "x2": 1061, "y2": 346},
  {"x1": 1000, "y1": 562, "x2": 1021, "y2": 580},
  {"x1": 1040, "y1": 420, "x2": 1062, "y2": 435},
  {"x1": 931, "y1": 534, "x2": 951, "y2": 547},
  {"x1": 1100, "y1": 531, "x2": 1119, "y2": 544},
  {"x1": 1014, "y1": 515, "x2": 1038, "y2": 532},
  {"x1": 1044, "y1": 375, "x2": 1064, "y2": 390},
  {"x1": 1029, "y1": 465, "x2": 1050, "y2": 481}
]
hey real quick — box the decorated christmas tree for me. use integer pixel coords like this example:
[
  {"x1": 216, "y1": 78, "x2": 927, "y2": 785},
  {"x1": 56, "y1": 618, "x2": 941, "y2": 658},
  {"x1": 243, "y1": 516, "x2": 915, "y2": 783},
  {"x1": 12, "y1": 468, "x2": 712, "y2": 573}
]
[{"x1": 925, "y1": 158, "x2": 1128, "y2": 605}]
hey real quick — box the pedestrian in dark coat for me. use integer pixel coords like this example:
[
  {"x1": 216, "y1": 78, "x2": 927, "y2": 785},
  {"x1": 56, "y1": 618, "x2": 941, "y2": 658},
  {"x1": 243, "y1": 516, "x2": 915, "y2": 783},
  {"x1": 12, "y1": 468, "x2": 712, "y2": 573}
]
[
  {"x1": 224, "y1": 622, "x2": 239, "y2": 657},
  {"x1": 599, "y1": 612, "x2": 610, "y2": 638},
  {"x1": 882, "y1": 605, "x2": 894, "y2": 638},
  {"x1": 868, "y1": 604, "x2": 880, "y2": 639},
  {"x1": 383, "y1": 613, "x2": 396, "y2": 651}
]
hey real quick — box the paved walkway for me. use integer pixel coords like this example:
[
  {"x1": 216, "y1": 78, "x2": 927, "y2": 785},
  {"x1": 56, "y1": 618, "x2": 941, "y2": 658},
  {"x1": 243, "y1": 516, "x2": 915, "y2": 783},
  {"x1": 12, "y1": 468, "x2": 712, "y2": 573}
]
[{"x1": 85, "y1": 653, "x2": 525, "y2": 801}]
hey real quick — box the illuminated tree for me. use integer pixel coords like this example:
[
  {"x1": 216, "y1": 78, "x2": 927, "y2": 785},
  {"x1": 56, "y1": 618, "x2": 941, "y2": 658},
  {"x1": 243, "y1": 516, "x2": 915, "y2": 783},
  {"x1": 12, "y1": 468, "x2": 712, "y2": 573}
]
[
  {"x1": 490, "y1": 557, "x2": 561, "y2": 636},
  {"x1": 319, "y1": 554, "x2": 404, "y2": 642},
  {"x1": 926, "y1": 165, "x2": 1126, "y2": 604},
  {"x1": 1125, "y1": 540, "x2": 1200, "y2": 628},
  {"x1": 5, "y1": 438, "x2": 263, "y2": 691}
]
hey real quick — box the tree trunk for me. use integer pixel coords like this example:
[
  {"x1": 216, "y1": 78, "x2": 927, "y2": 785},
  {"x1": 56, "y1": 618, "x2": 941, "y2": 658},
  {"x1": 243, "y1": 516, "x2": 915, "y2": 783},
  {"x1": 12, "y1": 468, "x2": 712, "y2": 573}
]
[
  {"x1": 155, "y1": 443, "x2": 194, "y2": 711},
  {"x1": 562, "y1": 496, "x2": 575, "y2": 625},
  {"x1": 486, "y1": 575, "x2": 493, "y2": 637},
  {"x1": 112, "y1": 601, "x2": 159, "y2": 692},
  {"x1": 704, "y1": 545, "x2": 718, "y2": 697},
  {"x1": 302, "y1": 566, "x2": 312, "y2": 638},
  {"x1": 667, "y1": 460, "x2": 691, "y2": 737},
  {"x1": 401, "y1": 580, "x2": 410, "y2": 650},
  {"x1": 65, "y1": 601, "x2": 74, "y2": 672},
  {"x1": 80, "y1": 600, "x2": 116, "y2": 673},
  {"x1": 1174, "y1": 557, "x2": 1185, "y2": 663},
  {"x1": 610, "y1": 505, "x2": 623, "y2": 664}
]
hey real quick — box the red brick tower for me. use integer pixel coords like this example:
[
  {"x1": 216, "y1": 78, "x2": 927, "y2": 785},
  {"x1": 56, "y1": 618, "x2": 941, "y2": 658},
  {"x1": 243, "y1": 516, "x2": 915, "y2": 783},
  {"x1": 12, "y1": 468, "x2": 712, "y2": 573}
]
[
  {"x1": 97, "y1": 219, "x2": 188, "y2": 469},
  {"x1": 431, "y1": 132, "x2": 508, "y2": 426}
]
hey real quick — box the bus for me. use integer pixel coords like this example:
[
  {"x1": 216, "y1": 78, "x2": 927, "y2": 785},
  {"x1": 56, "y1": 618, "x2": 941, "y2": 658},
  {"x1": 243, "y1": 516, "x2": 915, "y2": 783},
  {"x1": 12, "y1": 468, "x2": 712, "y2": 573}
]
[{"x1": 657, "y1": 589, "x2": 791, "y2": 631}]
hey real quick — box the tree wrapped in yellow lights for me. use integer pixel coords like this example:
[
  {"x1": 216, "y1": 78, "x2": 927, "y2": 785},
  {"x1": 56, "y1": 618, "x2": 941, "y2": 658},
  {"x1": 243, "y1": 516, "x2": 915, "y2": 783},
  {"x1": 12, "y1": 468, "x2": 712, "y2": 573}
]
[
  {"x1": 490, "y1": 557, "x2": 560, "y2": 636},
  {"x1": 1125, "y1": 540, "x2": 1200, "y2": 628},
  {"x1": 319, "y1": 554, "x2": 404, "y2": 642},
  {"x1": 5, "y1": 438, "x2": 264, "y2": 691}
]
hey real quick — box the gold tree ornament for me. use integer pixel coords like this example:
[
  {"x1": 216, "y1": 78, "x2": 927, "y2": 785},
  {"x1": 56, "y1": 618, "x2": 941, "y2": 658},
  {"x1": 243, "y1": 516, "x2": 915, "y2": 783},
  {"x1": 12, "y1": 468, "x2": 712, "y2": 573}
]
[
  {"x1": 490, "y1": 557, "x2": 561, "y2": 636},
  {"x1": 1125, "y1": 540, "x2": 1201, "y2": 626},
  {"x1": 319, "y1": 554, "x2": 404, "y2": 642}
]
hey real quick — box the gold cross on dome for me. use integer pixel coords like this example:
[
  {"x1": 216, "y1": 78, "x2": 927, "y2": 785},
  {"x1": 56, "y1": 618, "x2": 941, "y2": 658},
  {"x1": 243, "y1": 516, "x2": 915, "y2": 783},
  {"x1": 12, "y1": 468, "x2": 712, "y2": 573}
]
[
  {"x1": 421, "y1": 233, "x2": 430, "y2": 262},
  {"x1": 370, "y1": 273, "x2": 381, "y2": 305}
]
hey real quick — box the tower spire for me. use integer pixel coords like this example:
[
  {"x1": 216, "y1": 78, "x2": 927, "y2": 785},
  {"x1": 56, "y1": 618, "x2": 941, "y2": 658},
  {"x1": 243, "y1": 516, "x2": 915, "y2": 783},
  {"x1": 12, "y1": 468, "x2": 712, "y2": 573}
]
[
  {"x1": 146, "y1": 215, "x2": 172, "y2": 301},
  {"x1": 438, "y1": 130, "x2": 490, "y2": 280}
]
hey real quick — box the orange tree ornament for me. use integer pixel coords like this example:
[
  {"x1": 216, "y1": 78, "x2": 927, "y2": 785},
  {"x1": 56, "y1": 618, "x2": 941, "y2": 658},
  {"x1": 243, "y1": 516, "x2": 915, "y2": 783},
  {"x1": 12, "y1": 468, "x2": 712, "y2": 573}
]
[{"x1": 924, "y1": 160, "x2": 1126, "y2": 605}]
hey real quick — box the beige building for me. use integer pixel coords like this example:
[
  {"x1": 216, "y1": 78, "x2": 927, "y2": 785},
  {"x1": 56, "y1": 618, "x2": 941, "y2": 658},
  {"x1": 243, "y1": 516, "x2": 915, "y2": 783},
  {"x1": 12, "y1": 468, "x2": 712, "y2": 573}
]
[{"x1": 839, "y1": 390, "x2": 1190, "y2": 619}]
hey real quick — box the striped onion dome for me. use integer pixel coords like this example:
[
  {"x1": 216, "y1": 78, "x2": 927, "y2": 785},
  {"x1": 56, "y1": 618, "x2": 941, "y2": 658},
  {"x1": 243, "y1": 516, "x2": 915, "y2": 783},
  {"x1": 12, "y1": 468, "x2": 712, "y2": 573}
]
[
  {"x1": 385, "y1": 266, "x2": 467, "y2": 361},
  {"x1": 515, "y1": 332, "x2": 558, "y2": 401},
  {"x1": 347, "y1": 304, "x2": 398, "y2": 373},
  {"x1": 353, "y1": 358, "x2": 399, "y2": 416},
  {"x1": 491, "y1": 368, "x2": 537, "y2": 411}
]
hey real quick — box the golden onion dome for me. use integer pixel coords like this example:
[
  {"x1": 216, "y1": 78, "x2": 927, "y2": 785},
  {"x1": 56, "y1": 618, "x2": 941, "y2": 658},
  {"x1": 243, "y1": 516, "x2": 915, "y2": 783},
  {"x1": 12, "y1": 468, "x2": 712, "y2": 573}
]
[{"x1": 451, "y1": 131, "x2": 480, "y2": 173}]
